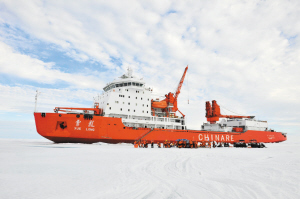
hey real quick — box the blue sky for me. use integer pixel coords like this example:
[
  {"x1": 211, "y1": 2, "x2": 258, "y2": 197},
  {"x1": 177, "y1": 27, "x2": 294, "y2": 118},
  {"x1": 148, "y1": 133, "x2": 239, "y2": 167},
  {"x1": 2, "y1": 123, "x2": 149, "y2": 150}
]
[{"x1": 0, "y1": 0, "x2": 299, "y2": 139}]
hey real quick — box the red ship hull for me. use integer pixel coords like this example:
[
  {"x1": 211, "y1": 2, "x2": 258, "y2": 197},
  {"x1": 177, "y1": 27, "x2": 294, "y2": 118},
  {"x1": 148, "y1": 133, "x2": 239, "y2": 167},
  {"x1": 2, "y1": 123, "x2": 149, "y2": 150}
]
[{"x1": 34, "y1": 112, "x2": 287, "y2": 144}]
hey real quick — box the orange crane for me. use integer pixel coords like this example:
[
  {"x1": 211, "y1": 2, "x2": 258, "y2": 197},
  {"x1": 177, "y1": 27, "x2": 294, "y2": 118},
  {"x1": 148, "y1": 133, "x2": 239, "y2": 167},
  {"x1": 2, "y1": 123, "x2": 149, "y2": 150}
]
[
  {"x1": 54, "y1": 102, "x2": 103, "y2": 115},
  {"x1": 152, "y1": 66, "x2": 188, "y2": 118},
  {"x1": 206, "y1": 100, "x2": 254, "y2": 123}
]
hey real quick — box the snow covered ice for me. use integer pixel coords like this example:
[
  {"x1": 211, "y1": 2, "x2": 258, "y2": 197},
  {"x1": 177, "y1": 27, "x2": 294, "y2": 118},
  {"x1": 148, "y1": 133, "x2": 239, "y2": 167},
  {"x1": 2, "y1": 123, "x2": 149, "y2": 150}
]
[{"x1": 0, "y1": 138, "x2": 299, "y2": 199}]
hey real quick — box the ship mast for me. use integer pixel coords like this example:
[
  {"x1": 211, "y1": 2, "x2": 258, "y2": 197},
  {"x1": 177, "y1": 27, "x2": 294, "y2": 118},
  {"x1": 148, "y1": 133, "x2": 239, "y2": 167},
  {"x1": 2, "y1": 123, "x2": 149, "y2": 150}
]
[{"x1": 34, "y1": 90, "x2": 41, "y2": 112}]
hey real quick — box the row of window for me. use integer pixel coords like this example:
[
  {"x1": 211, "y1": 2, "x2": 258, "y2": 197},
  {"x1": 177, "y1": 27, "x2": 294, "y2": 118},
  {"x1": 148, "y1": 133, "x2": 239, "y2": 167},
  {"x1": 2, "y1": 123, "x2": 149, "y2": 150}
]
[
  {"x1": 118, "y1": 95, "x2": 149, "y2": 101},
  {"x1": 104, "y1": 82, "x2": 144, "y2": 92},
  {"x1": 109, "y1": 107, "x2": 148, "y2": 113},
  {"x1": 114, "y1": 101, "x2": 149, "y2": 107}
]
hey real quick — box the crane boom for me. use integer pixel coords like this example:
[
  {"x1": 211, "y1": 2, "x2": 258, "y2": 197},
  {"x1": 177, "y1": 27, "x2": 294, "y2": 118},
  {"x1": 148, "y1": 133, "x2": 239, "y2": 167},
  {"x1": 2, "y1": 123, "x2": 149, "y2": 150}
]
[{"x1": 174, "y1": 66, "x2": 188, "y2": 101}]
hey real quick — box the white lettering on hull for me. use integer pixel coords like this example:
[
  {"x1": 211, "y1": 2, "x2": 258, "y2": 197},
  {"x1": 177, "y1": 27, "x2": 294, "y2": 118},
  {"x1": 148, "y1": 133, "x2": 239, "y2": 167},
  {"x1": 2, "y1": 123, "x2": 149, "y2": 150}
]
[
  {"x1": 267, "y1": 135, "x2": 275, "y2": 140},
  {"x1": 198, "y1": 134, "x2": 234, "y2": 142}
]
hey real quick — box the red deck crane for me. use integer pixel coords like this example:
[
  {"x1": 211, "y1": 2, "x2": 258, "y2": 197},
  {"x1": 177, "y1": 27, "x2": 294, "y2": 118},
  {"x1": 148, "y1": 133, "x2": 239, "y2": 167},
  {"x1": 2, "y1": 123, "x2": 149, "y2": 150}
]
[
  {"x1": 151, "y1": 66, "x2": 188, "y2": 118},
  {"x1": 206, "y1": 100, "x2": 254, "y2": 123}
]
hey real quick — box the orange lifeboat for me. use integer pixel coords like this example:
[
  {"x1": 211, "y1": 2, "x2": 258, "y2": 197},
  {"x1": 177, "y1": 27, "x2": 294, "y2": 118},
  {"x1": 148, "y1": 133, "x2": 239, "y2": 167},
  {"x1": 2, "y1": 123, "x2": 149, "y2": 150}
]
[{"x1": 151, "y1": 101, "x2": 168, "y2": 109}]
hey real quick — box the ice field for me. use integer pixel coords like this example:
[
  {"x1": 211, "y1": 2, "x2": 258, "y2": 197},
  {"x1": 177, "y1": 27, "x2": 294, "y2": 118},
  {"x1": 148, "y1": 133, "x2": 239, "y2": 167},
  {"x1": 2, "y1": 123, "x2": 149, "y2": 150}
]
[{"x1": 0, "y1": 138, "x2": 299, "y2": 199}]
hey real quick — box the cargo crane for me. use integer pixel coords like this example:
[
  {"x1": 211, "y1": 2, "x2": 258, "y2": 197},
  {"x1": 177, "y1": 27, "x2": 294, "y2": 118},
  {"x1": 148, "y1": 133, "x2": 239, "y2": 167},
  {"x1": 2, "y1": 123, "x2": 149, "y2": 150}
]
[
  {"x1": 206, "y1": 100, "x2": 254, "y2": 124},
  {"x1": 152, "y1": 66, "x2": 188, "y2": 118}
]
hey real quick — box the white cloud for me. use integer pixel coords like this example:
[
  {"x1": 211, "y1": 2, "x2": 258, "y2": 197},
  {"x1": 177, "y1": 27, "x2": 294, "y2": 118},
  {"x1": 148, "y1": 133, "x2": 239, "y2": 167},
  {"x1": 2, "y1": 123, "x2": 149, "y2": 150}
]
[{"x1": 0, "y1": 41, "x2": 106, "y2": 89}]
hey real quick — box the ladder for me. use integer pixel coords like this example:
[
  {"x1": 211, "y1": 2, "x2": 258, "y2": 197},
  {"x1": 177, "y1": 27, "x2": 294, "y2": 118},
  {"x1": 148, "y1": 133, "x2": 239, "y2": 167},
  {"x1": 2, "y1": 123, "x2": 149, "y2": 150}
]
[{"x1": 136, "y1": 129, "x2": 154, "y2": 142}]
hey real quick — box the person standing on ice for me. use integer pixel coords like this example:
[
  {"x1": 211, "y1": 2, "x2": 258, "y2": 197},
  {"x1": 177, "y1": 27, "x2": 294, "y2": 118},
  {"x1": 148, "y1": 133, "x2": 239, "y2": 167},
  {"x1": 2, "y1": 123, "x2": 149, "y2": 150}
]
[{"x1": 157, "y1": 142, "x2": 161, "y2": 148}]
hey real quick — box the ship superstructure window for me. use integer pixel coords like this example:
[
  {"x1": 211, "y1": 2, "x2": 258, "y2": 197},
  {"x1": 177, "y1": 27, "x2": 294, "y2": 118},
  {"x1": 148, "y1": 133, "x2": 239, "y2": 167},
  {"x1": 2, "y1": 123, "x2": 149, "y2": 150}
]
[
  {"x1": 120, "y1": 108, "x2": 122, "y2": 111},
  {"x1": 109, "y1": 107, "x2": 111, "y2": 110},
  {"x1": 128, "y1": 109, "x2": 130, "y2": 112},
  {"x1": 103, "y1": 82, "x2": 144, "y2": 92},
  {"x1": 128, "y1": 102, "x2": 130, "y2": 105}
]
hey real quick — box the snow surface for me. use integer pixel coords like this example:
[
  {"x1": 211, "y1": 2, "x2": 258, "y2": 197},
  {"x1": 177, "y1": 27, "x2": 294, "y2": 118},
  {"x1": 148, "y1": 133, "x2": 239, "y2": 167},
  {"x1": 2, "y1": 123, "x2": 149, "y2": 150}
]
[{"x1": 0, "y1": 138, "x2": 299, "y2": 199}]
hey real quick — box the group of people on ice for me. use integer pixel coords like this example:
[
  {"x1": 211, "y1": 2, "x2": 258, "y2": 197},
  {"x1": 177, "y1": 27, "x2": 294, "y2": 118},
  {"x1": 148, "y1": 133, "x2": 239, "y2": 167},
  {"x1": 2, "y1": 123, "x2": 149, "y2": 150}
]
[{"x1": 133, "y1": 139, "x2": 235, "y2": 148}]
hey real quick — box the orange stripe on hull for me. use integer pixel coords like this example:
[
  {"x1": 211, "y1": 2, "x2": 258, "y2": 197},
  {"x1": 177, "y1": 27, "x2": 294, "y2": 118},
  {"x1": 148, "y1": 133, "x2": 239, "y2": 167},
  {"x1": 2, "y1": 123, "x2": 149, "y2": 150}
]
[{"x1": 34, "y1": 113, "x2": 287, "y2": 144}]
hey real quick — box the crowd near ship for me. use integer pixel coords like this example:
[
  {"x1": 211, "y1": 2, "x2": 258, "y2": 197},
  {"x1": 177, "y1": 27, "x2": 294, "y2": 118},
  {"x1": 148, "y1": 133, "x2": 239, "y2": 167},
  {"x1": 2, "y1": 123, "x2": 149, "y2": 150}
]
[{"x1": 34, "y1": 66, "x2": 287, "y2": 146}]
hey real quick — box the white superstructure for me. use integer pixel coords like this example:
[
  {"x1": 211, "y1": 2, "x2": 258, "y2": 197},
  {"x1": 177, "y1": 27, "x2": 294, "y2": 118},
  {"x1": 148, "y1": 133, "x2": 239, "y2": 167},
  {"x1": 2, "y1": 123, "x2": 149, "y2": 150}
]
[{"x1": 95, "y1": 69, "x2": 187, "y2": 130}]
